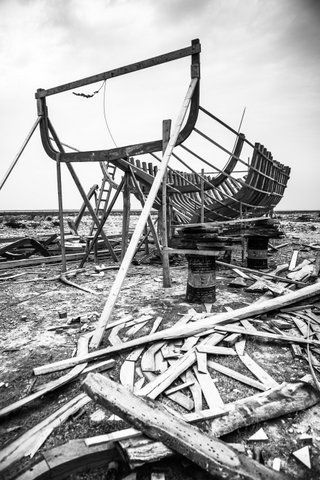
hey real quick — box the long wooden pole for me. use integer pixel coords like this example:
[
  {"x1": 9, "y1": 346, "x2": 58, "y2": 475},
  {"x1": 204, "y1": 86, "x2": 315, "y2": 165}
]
[
  {"x1": 162, "y1": 119, "x2": 172, "y2": 288},
  {"x1": 0, "y1": 117, "x2": 40, "y2": 192},
  {"x1": 56, "y1": 155, "x2": 67, "y2": 272},
  {"x1": 90, "y1": 78, "x2": 198, "y2": 348}
]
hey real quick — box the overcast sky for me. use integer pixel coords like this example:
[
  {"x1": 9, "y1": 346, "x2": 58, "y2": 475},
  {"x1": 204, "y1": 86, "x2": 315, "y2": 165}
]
[{"x1": 0, "y1": 0, "x2": 319, "y2": 211}]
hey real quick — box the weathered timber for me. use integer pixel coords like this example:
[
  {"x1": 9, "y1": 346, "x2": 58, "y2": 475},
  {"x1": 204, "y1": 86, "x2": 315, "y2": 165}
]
[
  {"x1": 83, "y1": 373, "x2": 286, "y2": 480},
  {"x1": 118, "y1": 376, "x2": 319, "y2": 467},
  {"x1": 33, "y1": 282, "x2": 320, "y2": 375}
]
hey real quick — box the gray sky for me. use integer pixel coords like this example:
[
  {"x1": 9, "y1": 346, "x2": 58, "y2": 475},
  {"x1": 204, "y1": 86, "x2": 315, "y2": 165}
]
[{"x1": 0, "y1": 0, "x2": 319, "y2": 211}]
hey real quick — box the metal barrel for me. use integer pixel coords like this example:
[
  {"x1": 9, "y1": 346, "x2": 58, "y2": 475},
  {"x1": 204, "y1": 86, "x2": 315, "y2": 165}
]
[
  {"x1": 186, "y1": 254, "x2": 216, "y2": 303},
  {"x1": 246, "y1": 236, "x2": 269, "y2": 269}
]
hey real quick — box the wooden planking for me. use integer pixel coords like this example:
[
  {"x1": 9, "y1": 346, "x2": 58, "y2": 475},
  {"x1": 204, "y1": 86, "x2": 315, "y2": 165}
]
[
  {"x1": 143, "y1": 371, "x2": 194, "y2": 411},
  {"x1": 83, "y1": 373, "x2": 284, "y2": 480}
]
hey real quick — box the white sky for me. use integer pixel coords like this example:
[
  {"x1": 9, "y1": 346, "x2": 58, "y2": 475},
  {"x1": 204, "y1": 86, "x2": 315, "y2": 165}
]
[{"x1": 0, "y1": 0, "x2": 319, "y2": 211}]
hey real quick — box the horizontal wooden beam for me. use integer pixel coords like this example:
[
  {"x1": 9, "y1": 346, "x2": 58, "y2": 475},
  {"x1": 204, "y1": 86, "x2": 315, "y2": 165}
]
[{"x1": 36, "y1": 41, "x2": 200, "y2": 98}]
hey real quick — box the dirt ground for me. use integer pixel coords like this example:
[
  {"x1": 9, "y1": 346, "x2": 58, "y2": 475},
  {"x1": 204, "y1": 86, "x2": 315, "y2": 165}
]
[{"x1": 1, "y1": 211, "x2": 320, "y2": 480}]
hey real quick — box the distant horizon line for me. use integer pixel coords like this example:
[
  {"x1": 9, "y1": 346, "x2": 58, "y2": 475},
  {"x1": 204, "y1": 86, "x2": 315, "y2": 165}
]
[{"x1": 0, "y1": 209, "x2": 319, "y2": 217}]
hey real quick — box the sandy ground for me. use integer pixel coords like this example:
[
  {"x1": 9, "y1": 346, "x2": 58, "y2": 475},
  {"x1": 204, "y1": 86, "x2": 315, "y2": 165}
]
[{"x1": 1, "y1": 212, "x2": 320, "y2": 479}]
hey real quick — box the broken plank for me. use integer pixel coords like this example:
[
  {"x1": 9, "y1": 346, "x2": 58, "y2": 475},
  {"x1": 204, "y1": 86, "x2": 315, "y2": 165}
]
[
  {"x1": 193, "y1": 367, "x2": 224, "y2": 409},
  {"x1": 236, "y1": 353, "x2": 279, "y2": 388},
  {"x1": 208, "y1": 361, "x2": 267, "y2": 391},
  {"x1": 288, "y1": 250, "x2": 299, "y2": 271},
  {"x1": 196, "y1": 350, "x2": 207, "y2": 373},
  {"x1": 149, "y1": 316, "x2": 163, "y2": 334},
  {"x1": 143, "y1": 371, "x2": 194, "y2": 411},
  {"x1": 141, "y1": 342, "x2": 165, "y2": 372},
  {"x1": 165, "y1": 380, "x2": 194, "y2": 396},
  {"x1": 184, "y1": 370, "x2": 202, "y2": 411},
  {"x1": 197, "y1": 345, "x2": 236, "y2": 356},
  {"x1": 120, "y1": 361, "x2": 135, "y2": 391},
  {"x1": 83, "y1": 373, "x2": 285, "y2": 480}
]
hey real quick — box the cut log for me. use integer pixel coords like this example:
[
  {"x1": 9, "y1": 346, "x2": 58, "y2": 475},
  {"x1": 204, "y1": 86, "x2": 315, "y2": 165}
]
[
  {"x1": 33, "y1": 282, "x2": 320, "y2": 375},
  {"x1": 118, "y1": 376, "x2": 319, "y2": 467},
  {"x1": 83, "y1": 373, "x2": 286, "y2": 479}
]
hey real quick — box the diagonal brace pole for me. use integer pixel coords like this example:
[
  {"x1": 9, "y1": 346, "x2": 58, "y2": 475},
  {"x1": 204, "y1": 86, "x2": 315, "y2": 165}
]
[{"x1": 90, "y1": 77, "x2": 198, "y2": 348}]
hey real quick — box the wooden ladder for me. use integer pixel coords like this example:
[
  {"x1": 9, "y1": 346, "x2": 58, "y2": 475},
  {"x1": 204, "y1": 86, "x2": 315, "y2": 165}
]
[{"x1": 89, "y1": 161, "x2": 118, "y2": 237}]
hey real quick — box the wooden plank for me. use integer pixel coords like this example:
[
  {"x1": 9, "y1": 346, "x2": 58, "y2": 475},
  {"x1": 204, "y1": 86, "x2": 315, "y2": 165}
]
[
  {"x1": 236, "y1": 353, "x2": 279, "y2": 388},
  {"x1": 36, "y1": 42, "x2": 200, "y2": 98},
  {"x1": 197, "y1": 345, "x2": 236, "y2": 356},
  {"x1": 193, "y1": 368, "x2": 224, "y2": 409},
  {"x1": 234, "y1": 339, "x2": 246, "y2": 356},
  {"x1": 196, "y1": 350, "x2": 207, "y2": 373},
  {"x1": 119, "y1": 361, "x2": 135, "y2": 391},
  {"x1": 141, "y1": 342, "x2": 165, "y2": 372},
  {"x1": 289, "y1": 250, "x2": 299, "y2": 271},
  {"x1": 214, "y1": 325, "x2": 320, "y2": 347},
  {"x1": 184, "y1": 370, "x2": 202, "y2": 411},
  {"x1": 34, "y1": 282, "x2": 320, "y2": 375},
  {"x1": 165, "y1": 380, "x2": 194, "y2": 395},
  {"x1": 216, "y1": 260, "x2": 305, "y2": 286},
  {"x1": 126, "y1": 347, "x2": 144, "y2": 362},
  {"x1": 181, "y1": 336, "x2": 199, "y2": 352},
  {"x1": 90, "y1": 77, "x2": 199, "y2": 348},
  {"x1": 83, "y1": 373, "x2": 285, "y2": 480},
  {"x1": 208, "y1": 361, "x2": 267, "y2": 391},
  {"x1": 143, "y1": 371, "x2": 194, "y2": 411},
  {"x1": 150, "y1": 316, "x2": 163, "y2": 334}
]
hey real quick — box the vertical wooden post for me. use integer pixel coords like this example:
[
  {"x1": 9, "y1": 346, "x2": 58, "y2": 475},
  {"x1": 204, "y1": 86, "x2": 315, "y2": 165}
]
[
  {"x1": 200, "y1": 168, "x2": 205, "y2": 223},
  {"x1": 56, "y1": 154, "x2": 67, "y2": 273},
  {"x1": 162, "y1": 119, "x2": 172, "y2": 288},
  {"x1": 121, "y1": 172, "x2": 131, "y2": 261},
  {"x1": 144, "y1": 225, "x2": 149, "y2": 254}
]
